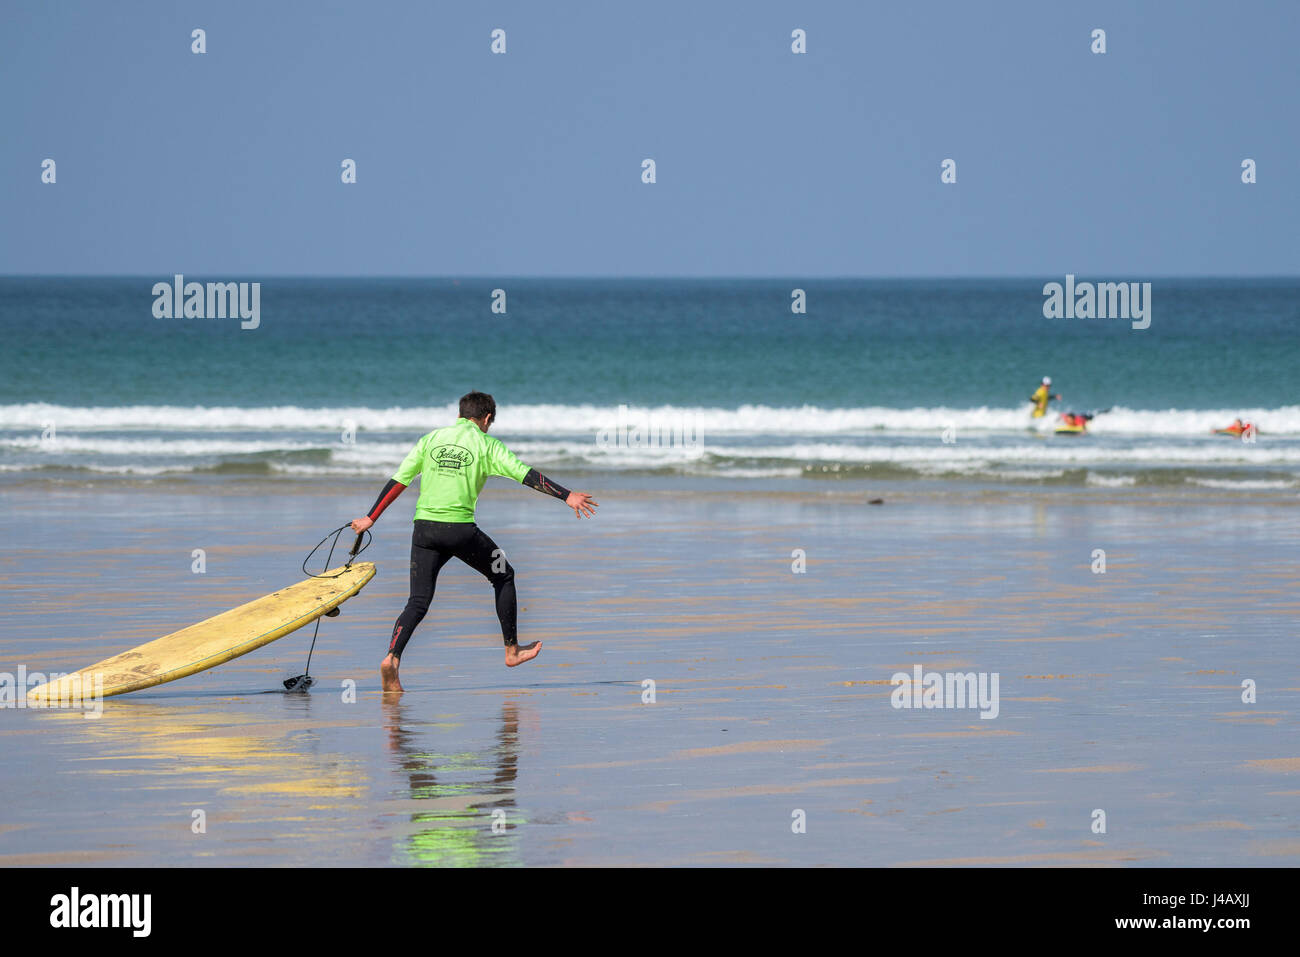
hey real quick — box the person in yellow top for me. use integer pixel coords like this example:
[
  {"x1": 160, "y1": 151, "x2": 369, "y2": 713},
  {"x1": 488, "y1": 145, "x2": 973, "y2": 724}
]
[{"x1": 1030, "y1": 376, "x2": 1061, "y2": 418}]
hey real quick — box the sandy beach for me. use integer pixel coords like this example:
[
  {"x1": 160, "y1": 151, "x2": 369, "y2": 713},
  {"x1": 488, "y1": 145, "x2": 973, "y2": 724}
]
[{"x1": 1, "y1": 477, "x2": 1296, "y2": 866}]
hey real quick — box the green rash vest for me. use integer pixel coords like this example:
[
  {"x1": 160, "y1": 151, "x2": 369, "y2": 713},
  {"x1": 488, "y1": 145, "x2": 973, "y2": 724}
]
[{"x1": 392, "y1": 418, "x2": 531, "y2": 523}]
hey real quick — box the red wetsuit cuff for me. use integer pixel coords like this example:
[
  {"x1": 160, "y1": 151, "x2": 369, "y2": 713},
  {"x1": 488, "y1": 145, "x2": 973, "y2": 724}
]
[{"x1": 368, "y1": 480, "x2": 407, "y2": 520}]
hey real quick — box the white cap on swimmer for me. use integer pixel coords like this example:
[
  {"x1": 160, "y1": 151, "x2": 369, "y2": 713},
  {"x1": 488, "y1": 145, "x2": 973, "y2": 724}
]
[{"x1": 1043, "y1": 376, "x2": 1052, "y2": 385}]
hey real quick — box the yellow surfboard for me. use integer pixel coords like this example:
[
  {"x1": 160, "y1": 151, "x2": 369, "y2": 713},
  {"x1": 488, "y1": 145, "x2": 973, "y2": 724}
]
[{"x1": 27, "y1": 562, "x2": 376, "y2": 702}]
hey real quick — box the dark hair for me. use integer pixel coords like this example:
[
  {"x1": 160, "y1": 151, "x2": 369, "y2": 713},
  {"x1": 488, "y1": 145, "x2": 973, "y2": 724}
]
[{"x1": 459, "y1": 391, "x2": 496, "y2": 422}]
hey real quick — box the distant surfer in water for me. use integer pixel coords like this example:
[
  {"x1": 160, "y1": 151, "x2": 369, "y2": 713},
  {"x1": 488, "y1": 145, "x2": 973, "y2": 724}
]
[
  {"x1": 1030, "y1": 376, "x2": 1061, "y2": 418},
  {"x1": 350, "y1": 391, "x2": 598, "y2": 693},
  {"x1": 1215, "y1": 418, "x2": 1257, "y2": 438},
  {"x1": 1058, "y1": 411, "x2": 1094, "y2": 432}
]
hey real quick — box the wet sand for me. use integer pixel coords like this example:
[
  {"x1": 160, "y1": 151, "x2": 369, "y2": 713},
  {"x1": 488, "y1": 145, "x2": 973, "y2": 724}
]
[{"x1": 1, "y1": 479, "x2": 1297, "y2": 866}]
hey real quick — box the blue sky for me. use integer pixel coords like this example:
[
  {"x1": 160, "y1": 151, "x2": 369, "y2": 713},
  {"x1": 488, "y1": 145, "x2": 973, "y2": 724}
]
[{"x1": 2, "y1": 0, "x2": 1296, "y2": 276}]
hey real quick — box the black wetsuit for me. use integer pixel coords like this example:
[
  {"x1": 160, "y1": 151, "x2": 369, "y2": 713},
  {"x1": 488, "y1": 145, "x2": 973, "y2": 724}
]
[{"x1": 366, "y1": 468, "x2": 569, "y2": 659}]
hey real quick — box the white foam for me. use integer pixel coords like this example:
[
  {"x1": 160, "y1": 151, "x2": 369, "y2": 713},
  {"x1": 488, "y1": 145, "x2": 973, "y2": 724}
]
[
  {"x1": 1086, "y1": 472, "x2": 1139, "y2": 487},
  {"x1": 0, "y1": 435, "x2": 331, "y2": 456},
  {"x1": 1185, "y1": 477, "x2": 1295, "y2": 490},
  {"x1": 3, "y1": 402, "x2": 1298, "y2": 437}
]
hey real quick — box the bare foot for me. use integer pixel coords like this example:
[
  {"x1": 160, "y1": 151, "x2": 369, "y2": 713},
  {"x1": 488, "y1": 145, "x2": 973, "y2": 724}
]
[
  {"x1": 380, "y1": 653, "x2": 404, "y2": 693},
  {"x1": 505, "y1": 641, "x2": 542, "y2": 667}
]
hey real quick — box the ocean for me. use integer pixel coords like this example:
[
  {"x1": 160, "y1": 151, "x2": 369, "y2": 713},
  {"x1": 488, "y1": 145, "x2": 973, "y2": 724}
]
[{"x1": 2, "y1": 277, "x2": 1298, "y2": 490}]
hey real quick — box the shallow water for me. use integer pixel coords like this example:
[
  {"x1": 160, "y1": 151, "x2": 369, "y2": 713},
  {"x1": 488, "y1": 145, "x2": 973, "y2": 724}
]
[{"x1": 1, "y1": 481, "x2": 1297, "y2": 865}]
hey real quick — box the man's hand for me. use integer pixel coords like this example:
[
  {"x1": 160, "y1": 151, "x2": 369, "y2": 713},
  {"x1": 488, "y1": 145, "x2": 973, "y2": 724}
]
[
  {"x1": 350, "y1": 516, "x2": 374, "y2": 534},
  {"x1": 566, "y1": 491, "x2": 598, "y2": 519}
]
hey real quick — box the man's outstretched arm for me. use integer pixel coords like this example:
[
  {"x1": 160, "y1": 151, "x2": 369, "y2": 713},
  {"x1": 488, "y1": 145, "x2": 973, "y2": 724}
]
[
  {"x1": 522, "y1": 468, "x2": 598, "y2": 519},
  {"x1": 350, "y1": 478, "x2": 408, "y2": 533}
]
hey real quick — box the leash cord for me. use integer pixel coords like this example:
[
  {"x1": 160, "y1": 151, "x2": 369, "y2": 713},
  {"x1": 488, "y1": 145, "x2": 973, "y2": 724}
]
[
  {"x1": 290, "y1": 524, "x2": 371, "y2": 687},
  {"x1": 302, "y1": 524, "x2": 371, "y2": 579}
]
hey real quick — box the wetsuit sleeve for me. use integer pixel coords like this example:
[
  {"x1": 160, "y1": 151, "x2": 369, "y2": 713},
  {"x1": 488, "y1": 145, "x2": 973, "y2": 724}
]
[
  {"x1": 366, "y1": 478, "x2": 407, "y2": 521},
  {"x1": 485, "y1": 437, "x2": 531, "y2": 483},
  {"x1": 522, "y1": 468, "x2": 571, "y2": 502}
]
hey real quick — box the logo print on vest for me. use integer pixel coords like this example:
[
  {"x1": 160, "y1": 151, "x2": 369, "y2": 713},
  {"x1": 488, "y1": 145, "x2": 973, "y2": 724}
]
[{"x1": 432, "y1": 445, "x2": 474, "y2": 470}]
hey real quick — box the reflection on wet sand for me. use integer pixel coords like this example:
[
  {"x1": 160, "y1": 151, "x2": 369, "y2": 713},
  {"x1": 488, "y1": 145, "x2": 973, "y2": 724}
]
[
  {"x1": 382, "y1": 697, "x2": 524, "y2": 867},
  {"x1": 0, "y1": 696, "x2": 372, "y2": 865},
  {"x1": 41, "y1": 696, "x2": 367, "y2": 804}
]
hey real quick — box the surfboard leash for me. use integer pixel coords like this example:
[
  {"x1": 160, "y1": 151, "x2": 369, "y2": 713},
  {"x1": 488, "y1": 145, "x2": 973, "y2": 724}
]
[
  {"x1": 302, "y1": 524, "x2": 372, "y2": 579},
  {"x1": 286, "y1": 525, "x2": 373, "y2": 692}
]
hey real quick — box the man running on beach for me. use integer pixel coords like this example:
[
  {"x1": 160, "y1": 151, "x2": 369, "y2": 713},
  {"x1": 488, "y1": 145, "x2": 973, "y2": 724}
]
[{"x1": 349, "y1": 391, "x2": 597, "y2": 693}]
